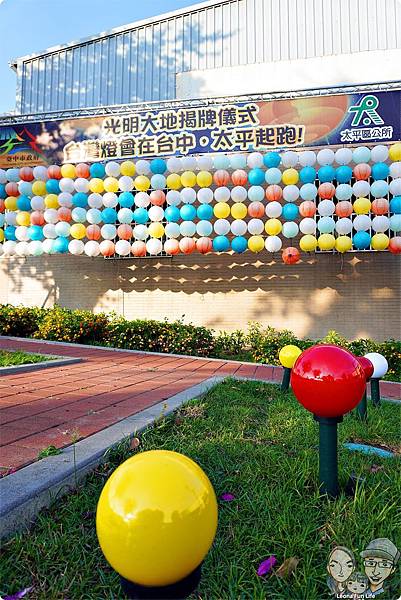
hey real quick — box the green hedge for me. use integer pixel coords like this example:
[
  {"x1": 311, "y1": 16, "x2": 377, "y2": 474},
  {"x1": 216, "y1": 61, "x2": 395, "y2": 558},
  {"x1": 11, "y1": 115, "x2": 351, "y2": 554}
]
[{"x1": 0, "y1": 304, "x2": 399, "y2": 381}]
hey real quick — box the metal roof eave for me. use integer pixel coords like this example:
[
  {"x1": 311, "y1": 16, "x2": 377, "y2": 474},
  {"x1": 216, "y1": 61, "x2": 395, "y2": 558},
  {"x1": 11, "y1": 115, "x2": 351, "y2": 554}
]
[{"x1": 9, "y1": 0, "x2": 230, "y2": 67}]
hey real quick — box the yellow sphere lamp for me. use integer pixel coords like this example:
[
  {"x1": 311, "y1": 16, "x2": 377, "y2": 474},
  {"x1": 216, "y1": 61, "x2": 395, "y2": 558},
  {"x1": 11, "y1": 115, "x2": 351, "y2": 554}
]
[{"x1": 279, "y1": 344, "x2": 302, "y2": 391}]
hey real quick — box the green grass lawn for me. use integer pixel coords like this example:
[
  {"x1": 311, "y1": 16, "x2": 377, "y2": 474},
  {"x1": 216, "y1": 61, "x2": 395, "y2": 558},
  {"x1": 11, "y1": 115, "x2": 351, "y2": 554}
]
[
  {"x1": 0, "y1": 380, "x2": 400, "y2": 600},
  {"x1": 0, "y1": 350, "x2": 53, "y2": 368}
]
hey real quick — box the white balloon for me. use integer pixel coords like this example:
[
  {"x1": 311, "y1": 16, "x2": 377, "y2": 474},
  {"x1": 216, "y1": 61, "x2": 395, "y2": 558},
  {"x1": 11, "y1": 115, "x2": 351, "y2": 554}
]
[
  {"x1": 84, "y1": 240, "x2": 101, "y2": 257},
  {"x1": 335, "y1": 184, "x2": 353, "y2": 200},
  {"x1": 31, "y1": 196, "x2": 45, "y2": 210},
  {"x1": 105, "y1": 161, "x2": 121, "y2": 177},
  {"x1": 196, "y1": 220, "x2": 213, "y2": 236},
  {"x1": 32, "y1": 166, "x2": 48, "y2": 181},
  {"x1": 283, "y1": 185, "x2": 300, "y2": 203},
  {"x1": 74, "y1": 178, "x2": 90, "y2": 193},
  {"x1": 0, "y1": 168, "x2": 7, "y2": 184},
  {"x1": 389, "y1": 178, "x2": 401, "y2": 196},
  {"x1": 119, "y1": 176, "x2": 134, "y2": 192},
  {"x1": 335, "y1": 147, "x2": 353, "y2": 165},
  {"x1": 146, "y1": 238, "x2": 162, "y2": 255},
  {"x1": 353, "y1": 180, "x2": 371, "y2": 198},
  {"x1": 180, "y1": 221, "x2": 196, "y2": 236},
  {"x1": 15, "y1": 241, "x2": 30, "y2": 256},
  {"x1": 181, "y1": 187, "x2": 196, "y2": 204},
  {"x1": 318, "y1": 200, "x2": 335, "y2": 216},
  {"x1": 197, "y1": 188, "x2": 213, "y2": 204},
  {"x1": 197, "y1": 155, "x2": 213, "y2": 171},
  {"x1": 265, "y1": 201, "x2": 282, "y2": 218},
  {"x1": 317, "y1": 148, "x2": 335, "y2": 165},
  {"x1": 5, "y1": 212, "x2": 17, "y2": 225},
  {"x1": 118, "y1": 208, "x2": 134, "y2": 224},
  {"x1": 166, "y1": 157, "x2": 182, "y2": 173},
  {"x1": 231, "y1": 186, "x2": 247, "y2": 202},
  {"x1": 44, "y1": 209, "x2": 58, "y2": 224},
  {"x1": 18, "y1": 181, "x2": 32, "y2": 195},
  {"x1": 230, "y1": 219, "x2": 247, "y2": 236},
  {"x1": 353, "y1": 215, "x2": 372, "y2": 231},
  {"x1": 281, "y1": 151, "x2": 298, "y2": 168},
  {"x1": 336, "y1": 218, "x2": 353, "y2": 235},
  {"x1": 247, "y1": 152, "x2": 264, "y2": 168},
  {"x1": 100, "y1": 224, "x2": 117, "y2": 240},
  {"x1": 68, "y1": 239, "x2": 84, "y2": 255},
  {"x1": 135, "y1": 192, "x2": 151, "y2": 208},
  {"x1": 102, "y1": 192, "x2": 118, "y2": 208},
  {"x1": 59, "y1": 178, "x2": 75, "y2": 193},
  {"x1": 282, "y1": 221, "x2": 299, "y2": 238},
  {"x1": 265, "y1": 236, "x2": 282, "y2": 252},
  {"x1": 58, "y1": 192, "x2": 73, "y2": 208},
  {"x1": 371, "y1": 215, "x2": 389, "y2": 232},
  {"x1": 115, "y1": 239, "x2": 131, "y2": 256},
  {"x1": 29, "y1": 240, "x2": 44, "y2": 256},
  {"x1": 214, "y1": 219, "x2": 230, "y2": 235},
  {"x1": 299, "y1": 150, "x2": 316, "y2": 167},
  {"x1": 389, "y1": 162, "x2": 401, "y2": 178},
  {"x1": 214, "y1": 187, "x2": 231, "y2": 202},
  {"x1": 300, "y1": 217, "x2": 316, "y2": 234},
  {"x1": 0, "y1": 243, "x2": 3, "y2": 256},
  {"x1": 42, "y1": 238, "x2": 55, "y2": 254},
  {"x1": 165, "y1": 223, "x2": 180, "y2": 238},
  {"x1": 370, "y1": 145, "x2": 389, "y2": 163},
  {"x1": 181, "y1": 156, "x2": 197, "y2": 171},
  {"x1": 71, "y1": 207, "x2": 87, "y2": 223},
  {"x1": 148, "y1": 206, "x2": 164, "y2": 222},
  {"x1": 87, "y1": 208, "x2": 102, "y2": 225},
  {"x1": 248, "y1": 218, "x2": 264, "y2": 235},
  {"x1": 364, "y1": 352, "x2": 388, "y2": 378},
  {"x1": 55, "y1": 222, "x2": 71, "y2": 237},
  {"x1": 2, "y1": 240, "x2": 17, "y2": 256},
  {"x1": 43, "y1": 223, "x2": 57, "y2": 239},
  {"x1": 133, "y1": 225, "x2": 149, "y2": 240}
]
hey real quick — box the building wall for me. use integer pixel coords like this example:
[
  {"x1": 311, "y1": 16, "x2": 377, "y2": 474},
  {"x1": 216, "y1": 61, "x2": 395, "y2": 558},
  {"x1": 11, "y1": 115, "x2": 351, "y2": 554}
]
[
  {"x1": 1, "y1": 252, "x2": 399, "y2": 341},
  {"x1": 14, "y1": 0, "x2": 401, "y2": 113}
]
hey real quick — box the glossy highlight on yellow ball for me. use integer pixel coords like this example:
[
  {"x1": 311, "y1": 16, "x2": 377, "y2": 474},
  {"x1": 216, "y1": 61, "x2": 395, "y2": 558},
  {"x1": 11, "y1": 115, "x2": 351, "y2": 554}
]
[{"x1": 96, "y1": 450, "x2": 218, "y2": 587}]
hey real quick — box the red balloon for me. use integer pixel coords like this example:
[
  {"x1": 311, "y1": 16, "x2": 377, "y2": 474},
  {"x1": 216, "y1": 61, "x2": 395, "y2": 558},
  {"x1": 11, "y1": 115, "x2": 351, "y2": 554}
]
[
  {"x1": 213, "y1": 170, "x2": 230, "y2": 186},
  {"x1": 164, "y1": 239, "x2": 180, "y2": 255},
  {"x1": 150, "y1": 190, "x2": 166, "y2": 206},
  {"x1": 196, "y1": 236, "x2": 212, "y2": 254},
  {"x1": 179, "y1": 237, "x2": 196, "y2": 254},
  {"x1": 75, "y1": 163, "x2": 90, "y2": 178},
  {"x1": 265, "y1": 184, "x2": 282, "y2": 202},
  {"x1": 86, "y1": 224, "x2": 101, "y2": 241},
  {"x1": 356, "y1": 356, "x2": 374, "y2": 381},
  {"x1": 335, "y1": 201, "x2": 353, "y2": 218},
  {"x1": 291, "y1": 345, "x2": 366, "y2": 417},
  {"x1": 299, "y1": 201, "x2": 316, "y2": 217},
  {"x1": 117, "y1": 224, "x2": 133, "y2": 240},
  {"x1": 100, "y1": 240, "x2": 115, "y2": 257},
  {"x1": 282, "y1": 247, "x2": 300, "y2": 264},
  {"x1": 131, "y1": 241, "x2": 147, "y2": 257},
  {"x1": 389, "y1": 237, "x2": 401, "y2": 255},
  {"x1": 47, "y1": 165, "x2": 62, "y2": 180},
  {"x1": 231, "y1": 169, "x2": 248, "y2": 186},
  {"x1": 371, "y1": 198, "x2": 389, "y2": 215},
  {"x1": 5, "y1": 182, "x2": 19, "y2": 197},
  {"x1": 354, "y1": 163, "x2": 371, "y2": 180},
  {"x1": 248, "y1": 201, "x2": 265, "y2": 218},
  {"x1": 318, "y1": 182, "x2": 336, "y2": 199},
  {"x1": 19, "y1": 167, "x2": 34, "y2": 182},
  {"x1": 0, "y1": 199, "x2": 5, "y2": 213},
  {"x1": 57, "y1": 207, "x2": 71, "y2": 222},
  {"x1": 30, "y1": 211, "x2": 45, "y2": 225}
]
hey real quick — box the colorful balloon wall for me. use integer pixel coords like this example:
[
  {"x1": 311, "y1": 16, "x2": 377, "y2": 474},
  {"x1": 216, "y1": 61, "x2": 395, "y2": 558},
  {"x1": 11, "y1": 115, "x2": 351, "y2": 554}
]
[{"x1": 1, "y1": 143, "x2": 401, "y2": 264}]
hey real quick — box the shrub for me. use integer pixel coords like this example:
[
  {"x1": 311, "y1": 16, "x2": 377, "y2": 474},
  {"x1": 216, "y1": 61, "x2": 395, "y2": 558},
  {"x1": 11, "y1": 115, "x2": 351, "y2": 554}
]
[
  {"x1": 246, "y1": 322, "x2": 312, "y2": 365},
  {"x1": 0, "y1": 304, "x2": 45, "y2": 337},
  {"x1": 213, "y1": 329, "x2": 248, "y2": 359},
  {"x1": 33, "y1": 306, "x2": 109, "y2": 344}
]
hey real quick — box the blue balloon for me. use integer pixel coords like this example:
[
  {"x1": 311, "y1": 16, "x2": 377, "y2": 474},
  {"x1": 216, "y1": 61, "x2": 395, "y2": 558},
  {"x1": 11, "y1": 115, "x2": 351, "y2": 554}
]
[
  {"x1": 0, "y1": 183, "x2": 6, "y2": 198},
  {"x1": 18, "y1": 181, "x2": 33, "y2": 196},
  {"x1": 213, "y1": 155, "x2": 230, "y2": 169},
  {"x1": 16, "y1": 195, "x2": 31, "y2": 211},
  {"x1": 213, "y1": 235, "x2": 230, "y2": 252},
  {"x1": 72, "y1": 192, "x2": 88, "y2": 208},
  {"x1": 0, "y1": 214, "x2": 4, "y2": 227},
  {"x1": 263, "y1": 152, "x2": 281, "y2": 168},
  {"x1": 318, "y1": 165, "x2": 335, "y2": 182},
  {"x1": 197, "y1": 204, "x2": 213, "y2": 220},
  {"x1": 282, "y1": 203, "x2": 299, "y2": 221},
  {"x1": 46, "y1": 179, "x2": 61, "y2": 194},
  {"x1": 353, "y1": 146, "x2": 371, "y2": 164},
  {"x1": 230, "y1": 154, "x2": 247, "y2": 169},
  {"x1": 335, "y1": 166, "x2": 353, "y2": 183},
  {"x1": 133, "y1": 208, "x2": 149, "y2": 224},
  {"x1": 390, "y1": 196, "x2": 401, "y2": 214},
  {"x1": 248, "y1": 168, "x2": 265, "y2": 186},
  {"x1": 101, "y1": 208, "x2": 118, "y2": 223},
  {"x1": 53, "y1": 237, "x2": 69, "y2": 253},
  {"x1": 248, "y1": 186, "x2": 264, "y2": 202},
  {"x1": 90, "y1": 163, "x2": 105, "y2": 178},
  {"x1": 265, "y1": 168, "x2": 282, "y2": 184},
  {"x1": 150, "y1": 174, "x2": 166, "y2": 190},
  {"x1": 371, "y1": 162, "x2": 390, "y2": 181},
  {"x1": 150, "y1": 158, "x2": 167, "y2": 174},
  {"x1": 231, "y1": 236, "x2": 248, "y2": 253},
  {"x1": 180, "y1": 204, "x2": 196, "y2": 221},
  {"x1": 318, "y1": 216, "x2": 335, "y2": 233},
  {"x1": 299, "y1": 166, "x2": 316, "y2": 184},
  {"x1": 5, "y1": 226, "x2": 17, "y2": 240},
  {"x1": 353, "y1": 231, "x2": 371, "y2": 250},
  {"x1": 119, "y1": 192, "x2": 134, "y2": 208},
  {"x1": 165, "y1": 206, "x2": 180, "y2": 222},
  {"x1": 28, "y1": 225, "x2": 44, "y2": 241}
]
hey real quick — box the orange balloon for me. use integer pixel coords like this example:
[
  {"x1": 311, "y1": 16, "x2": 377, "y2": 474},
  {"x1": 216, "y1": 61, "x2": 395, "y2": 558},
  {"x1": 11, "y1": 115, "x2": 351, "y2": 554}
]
[
  {"x1": 179, "y1": 237, "x2": 196, "y2": 254},
  {"x1": 213, "y1": 170, "x2": 230, "y2": 186},
  {"x1": 371, "y1": 198, "x2": 389, "y2": 215},
  {"x1": 58, "y1": 207, "x2": 72, "y2": 222},
  {"x1": 265, "y1": 184, "x2": 282, "y2": 202},
  {"x1": 131, "y1": 241, "x2": 147, "y2": 257},
  {"x1": 150, "y1": 190, "x2": 166, "y2": 206},
  {"x1": 86, "y1": 225, "x2": 101, "y2": 240},
  {"x1": 318, "y1": 182, "x2": 335, "y2": 199},
  {"x1": 164, "y1": 239, "x2": 180, "y2": 255},
  {"x1": 75, "y1": 163, "x2": 90, "y2": 178},
  {"x1": 335, "y1": 201, "x2": 353, "y2": 218},
  {"x1": 30, "y1": 210, "x2": 45, "y2": 225},
  {"x1": 231, "y1": 169, "x2": 248, "y2": 186},
  {"x1": 117, "y1": 224, "x2": 133, "y2": 240},
  {"x1": 248, "y1": 201, "x2": 265, "y2": 218},
  {"x1": 19, "y1": 167, "x2": 34, "y2": 182},
  {"x1": 5, "y1": 182, "x2": 19, "y2": 197},
  {"x1": 196, "y1": 237, "x2": 213, "y2": 254},
  {"x1": 282, "y1": 247, "x2": 300, "y2": 264},
  {"x1": 47, "y1": 165, "x2": 62, "y2": 179},
  {"x1": 100, "y1": 240, "x2": 115, "y2": 256},
  {"x1": 354, "y1": 163, "x2": 371, "y2": 180},
  {"x1": 0, "y1": 199, "x2": 5, "y2": 213},
  {"x1": 299, "y1": 201, "x2": 316, "y2": 217},
  {"x1": 389, "y1": 237, "x2": 401, "y2": 254}
]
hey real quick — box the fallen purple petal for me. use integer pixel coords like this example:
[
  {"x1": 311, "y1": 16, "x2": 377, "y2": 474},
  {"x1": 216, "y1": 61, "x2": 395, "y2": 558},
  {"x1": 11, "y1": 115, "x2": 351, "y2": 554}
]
[
  {"x1": 220, "y1": 493, "x2": 235, "y2": 501},
  {"x1": 257, "y1": 555, "x2": 277, "y2": 577},
  {"x1": 4, "y1": 587, "x2": 33, "y2": 600}
]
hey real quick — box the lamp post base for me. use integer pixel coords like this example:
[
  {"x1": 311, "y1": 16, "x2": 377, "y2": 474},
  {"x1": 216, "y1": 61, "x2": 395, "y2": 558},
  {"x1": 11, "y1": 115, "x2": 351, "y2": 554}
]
[
  {"x1": 314, "y1": 415, "x2": 343, "y2": 498},
  {"x1": 120, "y1": 565, "x2": 202, "y2": 600},
  {"x1": 370, "y1": 378, "x2": 381, "y2": 407},
  {"x1": 356, "y1": 389, "x2": 367, "y2": 421},
  {"x1": 281, "y1": 367, "x2": 291, "y2": 392}
]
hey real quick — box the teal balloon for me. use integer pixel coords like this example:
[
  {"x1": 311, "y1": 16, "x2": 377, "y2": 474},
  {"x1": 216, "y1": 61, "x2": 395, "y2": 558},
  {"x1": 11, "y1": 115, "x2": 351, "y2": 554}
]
[
  {"x1": 165, "y1": 206, "x2": 180, "y2": 222},
  {"x1": 46, "y1": 179, "x2": 61, "y2": 194},
  {"x1": 282, "y1": 203, "x2": 299, "y2": 220},
  {"x1": 353, "y1": 231, "x2": 371, "y2": 249},
  {"x1": 300, "y1": 166, "x2": 316, "y2": 183},
  {"x1": 197, "y1": 204, "x2": 213, "y2": 220},
  {"x1": 390, "y1": 196, "x2": 401, "y2": 214},
  {"x1": 5, "y1": 226, "x2": 16, "y2": 240},
  {"x1": 28, "y1": 225, "x2": 44, "y2": 241},
  {"x1": 16, "y1": 196, "x2": 31, "y2": 211},
  {"x1": 248, "y1": 168, "x2": 265, "y2": 185},
  {"x1": 263, "y1": 152, "x2": 281, "y2": 168},
  {"x1": 318, "y1": 166, "x2": 335, "y2": 182},
  {"x1": 133, "y1": 208, "x2": 148, "y2": 224},
  {"x1": 102, "y1": 208, "x2": 118, "y2": 223},
  {"x1": 353, "y1": 146, "x2": 371, "y2": 164},
  {"x1": 0, "y1": 183, "x2": 6, "y2": 198},
  {"x1": 231, "y1": 236, "x2": 248, "y2": 253},
  {"x1": 90, "y1": 163, "x2": 105, "y2": 178},
  {"x1": 213, "y1": 235, "x2": 230, "y2": 252},
  {"x1": 180, "y1": 204, "x2": 196, "y2": 220},
  {"x1": 18, "y1": 182, "x2": 32, "y2": 196},
  {"x1": 335, "y1": 166, "x2": 352, "y2": 183},
  {"x1": 150, "y1": 158, "x2": 167, "y2": 174},
  {"x1": 53, "y1": 237, "x2": 69, "y2": 253},
  {"x1": 119, "y1": 192, "x2": 134, "y2": 208},
  {"x1": 371, "y1": 162, "x2": 390, "y2": 181},
  {"x1": 72, "y1": 192, "x2": 88, "y2": 207}
]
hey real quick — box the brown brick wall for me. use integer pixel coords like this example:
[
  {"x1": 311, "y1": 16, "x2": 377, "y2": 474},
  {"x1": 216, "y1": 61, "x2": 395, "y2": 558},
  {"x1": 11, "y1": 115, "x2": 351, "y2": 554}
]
[{"x1": 0, "y1": 252, "x2": 400, "y2": 341}]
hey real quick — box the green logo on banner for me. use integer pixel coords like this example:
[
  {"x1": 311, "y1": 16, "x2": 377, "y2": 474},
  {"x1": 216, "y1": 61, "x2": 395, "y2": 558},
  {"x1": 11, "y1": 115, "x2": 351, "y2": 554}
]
[{"x1": 348, "y1": 95, "x2": 384, "y2": 127}]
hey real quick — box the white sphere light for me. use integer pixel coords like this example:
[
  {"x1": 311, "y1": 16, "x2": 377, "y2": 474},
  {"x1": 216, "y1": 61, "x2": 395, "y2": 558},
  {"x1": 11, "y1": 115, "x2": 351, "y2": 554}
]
[
  {"x1": 84, "y1": 240, "x2": 101, "y2": 257},
  {"x1": 353, "y1": 180, "x2": 371, "y2": 198},
  {"x1": 135, "y1": 192, "x2": 151, "y2": 208},
  {"x1": 283, "y1": 185, "x2": 300, "y2": 203},
  {"x1": 166, "y1": 157, "x2": 182, "y2": 173},
  {"x1": 68, "y1": 239, "x2": 84, "y2": 255},
  {"x1": 197, "y1": 188, "x2": 213, "y2": 204},
  {"x1": 105, "y1": 161, "x2": 121, "y2": 177},
  {"x1": 299, "y1": 217, "x2": 316, "y2": 234},
  {"x1": 247, "y1": 152, "x2": 264, "y2": 168},
  {"x1": 364, "y1": 352, "x2": 388, "y2": 378},
  {"x1": 214, "y1": 219, "x2": 230, "y2": 235},
  {"x1": 317, "y1": 148, "x2": 335, "y2": 165},
  {"x1": 115, "y1": 239, "x2": 131, "y2": 256}
]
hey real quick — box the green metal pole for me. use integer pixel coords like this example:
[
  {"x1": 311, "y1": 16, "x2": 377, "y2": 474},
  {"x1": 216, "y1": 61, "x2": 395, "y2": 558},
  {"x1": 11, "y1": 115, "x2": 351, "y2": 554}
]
[
  {"x1": 356, "y1": 388, "x2": 367, "y2": 420},
  {"x1": 370, "y1": 378, "x2": 381, "y2": 406},
  {"x1": 281, "y1": 367, "x2": 291, "y2": 391},
  {"x1": 314, "y1": 416, "x2": 342, "y2": 498}
]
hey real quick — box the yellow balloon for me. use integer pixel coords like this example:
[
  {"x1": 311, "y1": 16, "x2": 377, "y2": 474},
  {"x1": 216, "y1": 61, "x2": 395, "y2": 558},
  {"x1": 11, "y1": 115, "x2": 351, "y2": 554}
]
[
  {"x1": 180, "y1": 171, "x2": 197, "y2": 188},
  {"x1": 104, "y1": 177, "x2": 119, "y2": 193},
  {"x1": 389, "y1": 142, "x2": 401, "y2": 162},
  {"x1": 196, "y1": 171, "x2": 213, "y2": 188},
  {"x1": 318, "y1": 233, "x2": 336, "y2": 250},
  {"x1": 279, "y1": 344, "x2": 302, "y2": 368},
  {"x1": 96, "y1": 450, "x2": 218, "y2": 587},
  {"x1": 45, "y1": 194, "x2": 59, "y2": 209},
  {"x1": 0, "y1": 229, "x2": 4, "y2": 242},
  {"x1": 300, "y1": 234, "x2": 318, "y2": 252},
  {"x1": 282, "y1": 168, "x2": 299, "y2": 185},
  {"x1": 89, "y1": 178, "x2": 104, "y2": 193},
  {"x1": 148, "y1": 222, "x2": 165, "y2": 238},
  {"x1": 5, "y1": 197, "x2": 17, "y2": 210},
  {"x1": 166, "y1": 173, "x2": 182, "y2": 190},
  {"x1": 265, "y1": 218, "x2": 282, "y2": 236},
  {"x1": 213, "y1": 202, "x2": 230, "y2": 219},
  {"x1": 230, "y1": 203, "x2": 247, "y2": 219},
  {"x1": 70, "y1": 223, "x2": 86, "y2": 239},
  {"x1": 60, "y1": 163, "x2": 76, "y2": 179},
  {"x1": 371, "y1": 233, "x2": 389, "y2": 250},
  {"x1": 32, "y1": 180, "x2": 47, "y2": 196},
  {"x1": 353, "y1": 197, "x2": 371, "y2": 215},
  {"x1": 335, "y1": 236, "x2": 352, "y2": 253},
  {"x1": 120, "y1": 161, "x2": 136, "y2": 176},
  {"x1": 248, "y1": 235, "x2": 264, "y2": 253},
  {"x1": 16, "y1": 211, "x2": 30, "y2": 226}
]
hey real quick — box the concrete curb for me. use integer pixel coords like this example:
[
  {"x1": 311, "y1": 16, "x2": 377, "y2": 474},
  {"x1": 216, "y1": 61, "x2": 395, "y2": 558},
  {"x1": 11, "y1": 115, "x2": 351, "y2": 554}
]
[
  {"x1": 0, "y1": 376, "x2": 222, "y2": 541},
  {"x1": 0, "y1": 356, "x2": 82, "y2": 376}
]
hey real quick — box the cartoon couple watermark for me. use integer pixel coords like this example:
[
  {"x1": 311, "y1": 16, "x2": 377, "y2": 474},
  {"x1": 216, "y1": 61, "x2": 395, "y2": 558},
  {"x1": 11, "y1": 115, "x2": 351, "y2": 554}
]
[{"x1": 327, "y1": 538, "x2": 399, "y2": 598}]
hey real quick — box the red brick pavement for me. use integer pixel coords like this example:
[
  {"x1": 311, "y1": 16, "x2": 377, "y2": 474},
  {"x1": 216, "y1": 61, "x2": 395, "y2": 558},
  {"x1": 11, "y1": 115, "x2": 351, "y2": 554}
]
[{"x1": 0, "y1": 338, "x2": 399, "y2": 472}]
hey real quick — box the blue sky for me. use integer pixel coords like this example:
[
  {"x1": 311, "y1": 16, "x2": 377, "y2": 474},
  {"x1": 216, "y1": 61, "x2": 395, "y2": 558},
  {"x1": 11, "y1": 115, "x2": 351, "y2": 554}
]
[{"x1": 0, "y1": 0, "x2": 199, "y2": 114}]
